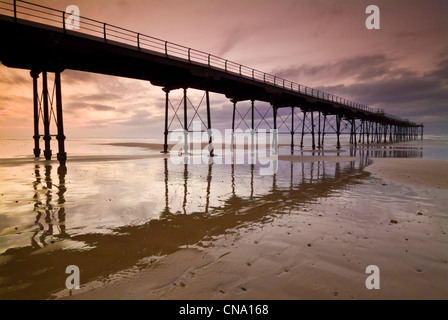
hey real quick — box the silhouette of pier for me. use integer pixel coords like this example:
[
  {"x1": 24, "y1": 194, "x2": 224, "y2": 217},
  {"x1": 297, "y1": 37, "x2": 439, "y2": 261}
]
[{"x1": 0, "y1": 0, "x2": 424, "y2": 163}]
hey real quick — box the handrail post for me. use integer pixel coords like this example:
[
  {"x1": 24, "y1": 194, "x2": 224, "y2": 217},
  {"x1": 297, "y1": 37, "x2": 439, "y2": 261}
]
[
  {"x1": 188, "y1": 48, "x2": 191, "y2": 62},
  {"x1": 137, "y1": 33, "x2": 140, "y2": 50},
  {"x1": 104, "y1": 23, "x2": 107, "y2": 43},
  {"x1": 239, "y1": 65, "x2": 241, "y2": 75},
  {"x1": 225, "y1": 60, "x2": 228, "y2": 72},
  {"x1": 252, "y1": 69, "x2": 254, "y2": 80},
  {"x1": 208, "y1": 54, "x2": 211, "y2": 67},
  {"x1": 165, "y1": 41, "x2": 168, "y2": 56}
]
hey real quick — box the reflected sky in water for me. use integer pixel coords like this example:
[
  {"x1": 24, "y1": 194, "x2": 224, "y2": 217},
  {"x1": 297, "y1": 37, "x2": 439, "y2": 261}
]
[{"x1": 0, "y1": 136, "x2": 443, "y2": 299}]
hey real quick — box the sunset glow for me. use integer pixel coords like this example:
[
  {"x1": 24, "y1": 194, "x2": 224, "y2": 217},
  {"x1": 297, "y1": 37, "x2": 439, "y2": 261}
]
[{"x1": 1, "y1": 0, "x2": 447, "y2": 137}]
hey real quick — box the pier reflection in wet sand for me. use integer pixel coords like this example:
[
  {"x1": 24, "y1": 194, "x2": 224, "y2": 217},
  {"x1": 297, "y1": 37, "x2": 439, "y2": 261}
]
[{"x1": 0, "y1": 146, "x2": 434, "y2": 299}]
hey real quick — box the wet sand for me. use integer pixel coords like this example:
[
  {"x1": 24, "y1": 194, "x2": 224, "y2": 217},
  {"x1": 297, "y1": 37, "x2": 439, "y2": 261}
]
[
  {"x1": 59, "y1": 156, "x2": 448, "y2": 300},
  {"x1": 1, "y1": 139, "x2": 447, "y2": 300},
  {"x1": 365, "y1": 158, "x2": 448, "y2": 190}
]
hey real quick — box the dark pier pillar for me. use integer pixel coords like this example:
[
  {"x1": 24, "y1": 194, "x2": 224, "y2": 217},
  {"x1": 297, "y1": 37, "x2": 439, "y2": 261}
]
[
  {"x1": 359, "y1": 120, "x2": 364, "y2": 144},
  {"x1": 349, "y1": 119, "x2": 354, "y2": 145},
  {"x1": 353, "y1": 119, "x2": 357, "y2": 147},
  {"x1": 300, "y1": 111, "x2": 306, "y2": 149},
  {"x1": 389, "y1": 124, "x2": 393, "y2": 142},
  {"x1": 273, "y1": 105, "x2": 278, "y2": 154},
  {"x1": 311, "y1": 111, "x2": 315, "y2": 150},
  {"x1": 321, "y1": 114, "x2": 326, "y2": 147},
  {"x1": 366, "y1": 120, "x2": 370, "y2": 145},
  {"x1": 55, "y1": 71, "x2": 67, "y2": 165},
  {"x1": 317, "y1": 111, "x2": 321, "y2": 149},
  {"x1": 231, "y1": 100, "x2": 236, "y2": 151},
  {"x1": 162, "y1": 88, "x2": 170, "y2": 153},
  {"x1": 336, "y1": 114, "x2": 341, "y2": 149},
  {"x1": 251, "y1": 99, "x2": 255, "y2": 153},
  {"x1": 375, "y1": 122, "x2": 379, "y2": 143},
  {"x1": 206, "y1": 91, "x2": 214, "y2": 157},
  {"x1": 31, "y1": 70, "x2": 41, "y2": 158},
  {"x1": 291, "y1": 107, "x2": 295, "y2": 151},
  {"x1": 42, "y1": 71, "x2": 52, "y2": 161},
  {"x1": 183, "y1": 88, "x2": 189, "y2": 154}
]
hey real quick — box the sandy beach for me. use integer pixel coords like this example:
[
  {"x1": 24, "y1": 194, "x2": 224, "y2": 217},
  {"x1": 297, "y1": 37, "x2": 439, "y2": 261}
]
[
  {"x1": 58, "y1": 147, "x2": 447, "y2": 300},
  {"x1": 1, "y1": 139, "x2": 447, "y2": 300}
]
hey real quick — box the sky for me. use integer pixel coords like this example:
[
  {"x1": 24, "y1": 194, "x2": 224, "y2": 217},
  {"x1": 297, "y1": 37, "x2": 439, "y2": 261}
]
[{"x1": 0, "y1": 0, "x2": 447, "y2": 139}]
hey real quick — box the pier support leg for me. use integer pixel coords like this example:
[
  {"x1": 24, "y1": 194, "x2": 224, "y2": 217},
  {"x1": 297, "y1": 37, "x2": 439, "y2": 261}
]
[
  {"x1": 300, "y1": 111, "x2": 306, "y2": 149},
  {"x1": 291, "y1": 107, "x2": 295, "y2": 152},
  {"x1": 206, "y1": 91, "x2": 214, "y2": 157},
  {"x1": 336, "y1": 114, "x2": 341, "y2": 149},
  {"x1": 389, "y1": 124, "x2": 393, "y2": 143},
  {"x1": 31, "y1": 70, "x2": 41, "y2": 158},
  {"x1": 366, "y1": 121, "x2": 370, "y2": 145},
  {"x1": 383, "y1": 124, "x2": 387, "y2": 143},
  {"x1": 321, "y1": 114, "x2": 326, "y2": 147},
  {"x1": 273, "y1": 106, "x2": 278, "y2": 154},
  {"x1": 55, "y1": 71, "x2": 67, "y2": 165},
  {"x1": 231, "y1": 100, "x2": 236, "y2": 151},
  {"x1": 350, "y1": 119, "x2": 354, "y2": 145},
  {"x1": 317, "y1": 111, "x2": 321, "y2": 149},
  {"x1": 183, "y1": 88, "x2": 189, "y2": 154},
  {"x1": 162, "y1": 88, "x2": 170, "y2": 153},
  {"x1": 42, "y1": 71, "x2": 52, "y2": 161},
  {"x1": 311, "y1": 111, "x2": 315, "y2": 150},
  {"x1": 251, "y1": 99, "x2": 255, "y2": 153},
  {"x1": 353, "y1": 119, "x2": 357, "y2": 147},
  {"x1": 359, "y1": 120, "x2": 363, "y2": 144},
  {"x1": 375, "y1": 122, "x2": 379, "y2": 143}
]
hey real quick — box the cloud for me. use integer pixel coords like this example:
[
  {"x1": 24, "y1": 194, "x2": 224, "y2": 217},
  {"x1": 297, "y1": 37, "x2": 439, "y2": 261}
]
[
  {"x1": 65, "y1": 102, "x2": 116, "y2": 113},
  {"x1": 314, "y1": 57, "x2": 448, "y2": 132},
  {"x1": 0, "y1": 67, "x2": 29, "y2": 86},
  {"x1": 271, "y1": 54, "x2": 416, "y2": 85},
  {"x1": 76, "y1": 93, "x2": 123, "y2": 102},
  {"x1": 215, "y1": 23, "x2": 250, "y2": 57}
]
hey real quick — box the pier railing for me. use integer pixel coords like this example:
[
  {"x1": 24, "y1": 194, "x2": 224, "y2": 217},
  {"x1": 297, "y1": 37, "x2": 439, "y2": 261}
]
[{"x1": 0, "y1": 0, "x2": 414, "y2": 124}]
